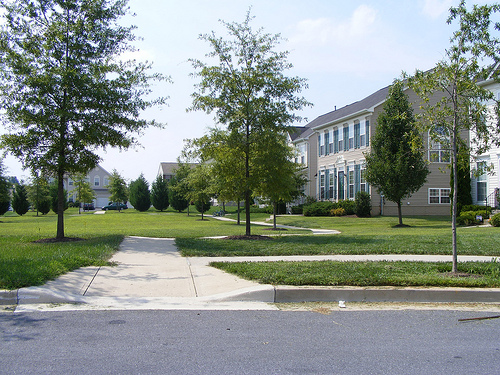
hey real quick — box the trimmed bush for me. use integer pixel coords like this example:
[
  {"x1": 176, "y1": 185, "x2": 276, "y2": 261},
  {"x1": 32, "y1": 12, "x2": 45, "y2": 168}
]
[
  {"x1": 461, "y1": 205, "x2": 492, "y2": 214},
  {"x1": 291, "y1": 205, "x2": 303, "y2": 214},
  {"x1": 303, "y1": 201, "x2": 335, "y2": 216},
  {"x1": 355, "y1": 191, "x2": 371, "y2": 217},
  {"x1": 490, "y1": 213, "x2": 500, "y2": 227},
  {"x1": 331, "y1": 207, "x2": 346, "y2": 216},
  {"x1": 338, "y1": 199, "x2": 356, "y2": 215},
  {"x1": 457, "y1": 210, "x2": 489, "y2": 226}
]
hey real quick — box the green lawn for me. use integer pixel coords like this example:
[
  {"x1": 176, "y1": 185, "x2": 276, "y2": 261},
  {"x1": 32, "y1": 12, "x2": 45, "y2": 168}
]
[{"x1": 1, "y1": 209, "x2": 499, "y2": 289}]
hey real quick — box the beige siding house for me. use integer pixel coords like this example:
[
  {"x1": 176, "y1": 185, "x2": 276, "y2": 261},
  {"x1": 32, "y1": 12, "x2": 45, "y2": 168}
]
[
  {"x1": 290, "y1": 84, "x2": 453, "y2": 216},
  {"x1": 66, "y1": 164, "x2": 112, "y2": 208}
]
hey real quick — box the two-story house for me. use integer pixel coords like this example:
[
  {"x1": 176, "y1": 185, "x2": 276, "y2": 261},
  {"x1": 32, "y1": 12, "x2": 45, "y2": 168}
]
[
  {"x1": 66, "y1": 164, "x2": 112, "y2": 208},
  {"x1": 291, "y1": 84, "x2": 454, "y2": 216}
]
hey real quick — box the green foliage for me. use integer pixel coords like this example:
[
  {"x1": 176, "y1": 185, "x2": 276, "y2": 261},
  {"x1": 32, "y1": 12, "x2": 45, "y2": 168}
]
[
  {"x1": 331, "y1": 207, "x2": 346, "y2": 217},
  {"x1": 129, "y1": 174, "x2": 151, "y2": 212},
  {"x1": 490, "y1": 213, "x2": 500, "y2": 227},
  {"x1": 355, "y1": 191, "x2": 372, "y2": 217},
  {"x1": 0, "y1": 0, "x2": 166, "y2": 237},
  {"x1": 303, "y1": 201, "x2": 335, "y2": 217},
  {"x1": 108, "y1": 170, "x2": 128, "y2": 208},
  {"x1": 151, "y1": 175, "x2": 169, "y2": 211},
  {"x1": 189, "y1": 10, "x2": 311, "y2": 235},
  {"x1": 72, "y1": 174, "x2": 96, "y2": 210},
  {"x1": 364, "y1": 80, "x2": 429, "y2": 226},
  {"x1": 49, "y1": 182, "x2": 68, "y2": 214},
  {"x1": 168, "y1": 165, "x2": 190, "y2": 212},
  {"x1": 452, "y1": 143, "x2": 472, "y2": 214},
  {"x1": 12, "y1": 184, "x2": 29, "y2": 215},
  {"x1": 457, "y1": 210, "x2": 489, "y2": 226},
  {"x1": 194, "y1": 197, "x2": 212, "y2": 214},
  {"x1": 337, "y1": 200, "x2": 356, "y2": 215},
  {"x1": 27, "y1": 174, "x2": 51, "y2": 215},
  {"x1": 290, "y1": 205, "x2": 303, "y2": 214},
  {"x1": 0, "y1": 161, "x2": 10, "y2": 215},
  {"x1": 461, "y1": 205, "x2": 492, "y2": 214}
]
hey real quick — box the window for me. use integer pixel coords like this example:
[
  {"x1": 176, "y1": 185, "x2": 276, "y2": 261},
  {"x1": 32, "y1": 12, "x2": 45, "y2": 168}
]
[
  {"x1": 343, "y1": 125, "x2": 349, "y2": 151},
  {"x1": 329, "y1": 171, "x2": 335, "y2": 200},
  {"x1": 476, "y1": 162, "x2": 487, "y2": 203},
  {"x1": 338, "y1": 128, "x2": 344, "y2": 152},
  {"x1": 359, "y1": 123, "x2": 366, "y2": 147},
  {"x1": 365, "y1": 120, "x2": 370, "y2": 146},
  {"x1": 348, "y1": 125, "x2": 354, "y2": 150},
  {"x1": 354, "y1": 122, "x2": 360, "y2": 149},
  {"x1": 348, "y1": 169, "x2": 354, "y2": 199},
  {"x1": 94, "y1": 176, "x2": 100, "y2": 186},
  {"x1": 68, "y1": 178, "x2": 73, "y2": 186},
  {"x1": 328, "y1": 130, "x2": 334, "y2": 154},
  {"x1": 319, "y1": 171, "x2": 325, "y2": 200},
  {"x1": 324, "y1": 131, "x2": 330, "y2": 155},
  {"x1": 104, "y1": 178, "x2": 109, "y2": 186},
  {"x1": 429, "y1": 188, "x2": 451, "y2": 204},
  {"x1": 429, "y1": 127, "x2": 450, "y2": 163},
  {"x1": 333, "y1": 129, "x2": 339, "y2": 153},
  {"x1": 360, "y1": 168, "x2": 367, "y2": 192}
]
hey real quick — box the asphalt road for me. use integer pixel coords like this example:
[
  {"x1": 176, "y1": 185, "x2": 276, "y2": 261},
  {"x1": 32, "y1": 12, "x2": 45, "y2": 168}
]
[{"x1": 1, "y1": 309, "x2": 499, "y2": 374}]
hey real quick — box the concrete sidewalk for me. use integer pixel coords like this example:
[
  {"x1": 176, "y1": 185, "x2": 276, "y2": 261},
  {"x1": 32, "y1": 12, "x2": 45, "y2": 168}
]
[{"x1": 2, "y1": 236, "x2": 500, "y2": 310}]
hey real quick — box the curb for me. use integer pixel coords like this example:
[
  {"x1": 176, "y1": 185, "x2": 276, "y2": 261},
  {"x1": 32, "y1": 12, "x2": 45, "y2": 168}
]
[
  {"x1": 274, "y1": 286, "x2": 500, "y2": 304},
  {"x1": 3, "y1": 285, "x2": 500, "y2": 307}
]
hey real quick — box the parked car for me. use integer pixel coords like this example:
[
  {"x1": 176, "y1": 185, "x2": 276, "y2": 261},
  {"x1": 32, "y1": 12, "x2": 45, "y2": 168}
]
[
  {"x1": 83, "y1": 203, "x2": 95, "y2": 210},
  {"x1": 102, "y1": 202, "x2": 128, "y2": 211}
]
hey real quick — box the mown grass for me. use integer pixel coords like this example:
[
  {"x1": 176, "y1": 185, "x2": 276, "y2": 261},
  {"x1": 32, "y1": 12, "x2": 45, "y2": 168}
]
[
  {"x1": 1, "y1": 209, "x2": 499, "y2": 289},
  {"x1": 177, "y1": 215, "x2": 500, "y2": 257},
  {"x1": 0, "y1": 207, "x2": 302, "y2": 289},
  {"x1": 211, "y1": 260, "x2": 500, "y2": 288}
]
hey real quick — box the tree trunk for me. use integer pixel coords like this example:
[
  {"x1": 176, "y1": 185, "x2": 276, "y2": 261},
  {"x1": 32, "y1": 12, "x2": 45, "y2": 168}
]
[
  {"x1": 237, "y1": 201, "x2": 241, "y2": 225},
  {"x1": 273, "y1": 201, "x2": 277, "y2": 230},
  {"x1": 56, "y1": 171, "x2": 65, "y2": 239},
  {"x1": 397, "y1": 201, "x2": 403, "y2": 226}
]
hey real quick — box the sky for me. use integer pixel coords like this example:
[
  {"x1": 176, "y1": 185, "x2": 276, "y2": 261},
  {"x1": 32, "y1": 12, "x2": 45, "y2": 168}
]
[{"x1": 1, "y1": 0, "x2": 494, "y2": 183}]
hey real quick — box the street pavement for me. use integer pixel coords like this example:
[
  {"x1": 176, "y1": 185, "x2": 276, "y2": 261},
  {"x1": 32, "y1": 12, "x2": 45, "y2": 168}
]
[{"x1": 2, "y1": 231, "x2": 500, "y2": 311}]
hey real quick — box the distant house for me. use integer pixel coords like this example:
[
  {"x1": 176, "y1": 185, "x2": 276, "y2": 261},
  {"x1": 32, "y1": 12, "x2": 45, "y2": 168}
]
[
  {"x1": 66, "y1": 164, "x2": 112, "y2": 208},
  {"x1": 157, "y1": 162, "x2": 196, "y2": 182}
]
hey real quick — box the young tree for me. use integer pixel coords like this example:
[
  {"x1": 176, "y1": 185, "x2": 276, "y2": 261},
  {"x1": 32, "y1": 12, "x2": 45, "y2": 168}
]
[
  {"x1": 151, "y1": 175, "x2": 169, "y2": 212},
  {"x1": 27, "y1": 173, "x2": 51, "y2": 216},
  {"x1": 252, "y1": 130, "x2": 307, "y2": 229},
  {"x1": 0, "y1": 0, "x2": 167, "y2": 239},
  {"x1": 168, "y1": 163, "x2": 190, "y2": 213},
  {"x1": 185, "y1": 163, "x2": 213, "y2": 220},
  {"x1": 12, "y1": 184, "x2": 29, "y2": 216},
  {"x1": 409, "y1": 1, "x2": 500, "y2": 272},
  {"x1": 108, "y1": 169, "x2": 128, "y2": 211},
  {"x1": 129, "y1": 173, "x2": 151, "y2": 212},
  {"x1": 72, "y1": 174, "x2": 96, "y2": 214},
  {"x1": 0, "y1": 160, "x2": 11, "y2": 216},
  {"x1": 364, "y1": 79, "x2": 430, "y2": 226},
  {"x1": 189, "y1": 10, "x2": 311, "y2": 235}
]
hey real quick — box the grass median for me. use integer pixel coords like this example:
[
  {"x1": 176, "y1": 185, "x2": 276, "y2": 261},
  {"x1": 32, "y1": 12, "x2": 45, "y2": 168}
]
[{"x1": 210, "y1": 260, "x2": 500, "y2": 288}]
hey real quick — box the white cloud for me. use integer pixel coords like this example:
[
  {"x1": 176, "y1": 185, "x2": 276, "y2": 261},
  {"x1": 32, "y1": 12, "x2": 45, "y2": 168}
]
[
  {"x1": 289, "y1": 5, "x2": 378, "y2": 46},
  {"x1": 421, "y1": 0, "x2": 454, "y2": 19}
]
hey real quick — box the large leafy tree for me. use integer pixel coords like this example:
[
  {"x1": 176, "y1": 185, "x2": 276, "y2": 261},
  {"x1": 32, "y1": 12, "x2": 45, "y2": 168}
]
[
  {"x1": 184, "y1": 162, "x2": 213, "y2": 220},
  {"x1": 189, "y1": 10, "x2": 311, "y2": 235},
  {"x1": 364, "y1": 80, "x2": 430, "y2": 227},
  {"x1": 0, "y1": 0, "x2": 166, "y2": 239},
  {"x1": 168, "y1": 163, "x2": 190, "y2": 213},
  {"x1": 129, "y1": 173, "x2": 151, "y2": 212},
  {"x1": 151, "y1": 175, "x2": 169, "y2": 212},
  {"x1": 409, "y1": 1, "x2": 500, "y2": 272}
]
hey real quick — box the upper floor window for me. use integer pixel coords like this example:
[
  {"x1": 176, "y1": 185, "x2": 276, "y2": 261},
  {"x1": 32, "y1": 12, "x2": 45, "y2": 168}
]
[
  {"x1": 104, "y1": 178, "x2": 109, "y2": 186},
  {"x1": 429, "y1": 127, "x2": 450, "y2": 163},
  {"x1": 94, "y1": 176, "x2": 100, "y2": 186}
]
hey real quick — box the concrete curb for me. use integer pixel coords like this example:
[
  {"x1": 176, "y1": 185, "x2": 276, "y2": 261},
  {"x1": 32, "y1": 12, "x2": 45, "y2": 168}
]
[
  {"x1": 3, "y1": 285, "x2": 500, "y2": 307},
  {"x1": 274, "y1": 286, "x2": 500, "y2": 303}
]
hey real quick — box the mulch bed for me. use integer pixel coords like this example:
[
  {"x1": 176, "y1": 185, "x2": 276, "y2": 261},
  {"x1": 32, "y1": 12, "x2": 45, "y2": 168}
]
[
  {"x1": 224, "y1": 235, "x2": 273, "y2": 240},
  {"x1": 32, "y1": 237, "x2": 85, "y2": 244}
]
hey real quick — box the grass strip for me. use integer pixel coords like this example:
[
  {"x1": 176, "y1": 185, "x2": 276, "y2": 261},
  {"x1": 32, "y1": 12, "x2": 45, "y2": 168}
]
[{"x1": 210, "y1": 260, "x2": 500, "y2": 288}]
